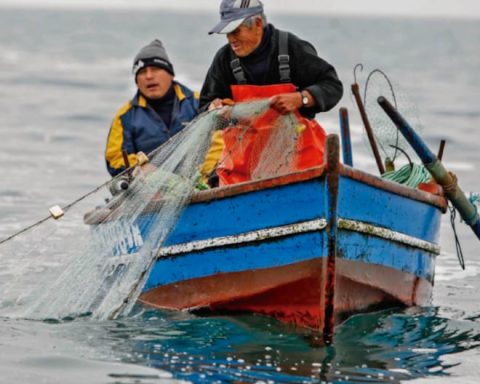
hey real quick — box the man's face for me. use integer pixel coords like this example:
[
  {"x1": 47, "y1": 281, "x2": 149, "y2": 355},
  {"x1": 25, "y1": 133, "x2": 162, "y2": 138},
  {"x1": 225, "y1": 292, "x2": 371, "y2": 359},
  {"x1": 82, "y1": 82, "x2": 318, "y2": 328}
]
[
  {"x1": 226, "y1": 19, "x2": 263, "y2": 58},
  {"x1": 136, "y1": 66, "x2": 173, "y2": 99}
]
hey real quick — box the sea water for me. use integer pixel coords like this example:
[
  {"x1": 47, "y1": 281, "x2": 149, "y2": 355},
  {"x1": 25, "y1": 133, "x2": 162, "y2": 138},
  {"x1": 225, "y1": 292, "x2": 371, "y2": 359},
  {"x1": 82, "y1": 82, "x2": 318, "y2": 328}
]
[{"x1": 0, "y1": 6, "x2": 479, "y2": 384}]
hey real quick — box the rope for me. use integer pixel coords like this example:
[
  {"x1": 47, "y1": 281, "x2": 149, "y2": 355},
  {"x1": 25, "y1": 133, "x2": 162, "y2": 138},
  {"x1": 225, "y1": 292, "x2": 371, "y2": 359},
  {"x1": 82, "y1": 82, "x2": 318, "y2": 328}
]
[
  {"x1": 449, "y1": 203, "x2": 466, "y2": 270},
  {"x1": 443, "y1": 171, "x2": 458, "y2": 194},
  {"x1": 470, "y1": 193, "x2": 480, "y2": 206},
  {"x1": 0, "y1": 176, "x2": 121, "y2": 246},
  {"x1": 381, "y1": 163, "x2": 432, "y2": 188}
]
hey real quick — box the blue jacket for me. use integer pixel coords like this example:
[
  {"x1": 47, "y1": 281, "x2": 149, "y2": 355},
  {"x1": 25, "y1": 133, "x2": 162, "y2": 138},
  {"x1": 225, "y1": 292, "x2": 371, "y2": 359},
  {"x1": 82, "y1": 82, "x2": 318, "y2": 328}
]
[{"x1": 105, "y1": 82, "x2": 199, "y2": 176}]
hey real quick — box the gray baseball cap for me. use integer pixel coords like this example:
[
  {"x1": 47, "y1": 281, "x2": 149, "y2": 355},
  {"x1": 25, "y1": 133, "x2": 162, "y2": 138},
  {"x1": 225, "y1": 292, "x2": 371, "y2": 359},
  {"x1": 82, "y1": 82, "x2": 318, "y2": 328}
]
[{"x1": 209, "y1": 0, "x2": 264, "y2": 35}]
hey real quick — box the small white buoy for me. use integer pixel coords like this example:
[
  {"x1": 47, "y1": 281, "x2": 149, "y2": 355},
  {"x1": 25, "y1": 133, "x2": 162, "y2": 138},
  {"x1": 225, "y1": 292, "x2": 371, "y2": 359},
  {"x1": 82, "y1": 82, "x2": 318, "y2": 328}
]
[
  {"x1": 49, "y1": 205, "x2": 64, "y2": 220},
  {"x1": 136, "y1": 151, "x2": 149, "y2": 165}
]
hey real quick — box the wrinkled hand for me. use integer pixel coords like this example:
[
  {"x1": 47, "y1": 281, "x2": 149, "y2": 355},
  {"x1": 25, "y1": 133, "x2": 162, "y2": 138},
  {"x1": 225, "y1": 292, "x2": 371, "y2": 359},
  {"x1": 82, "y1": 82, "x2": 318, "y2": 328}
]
[
  {"x1": 270, "y1": 92, "x2": 302, "y2": 115},
  {"x1": 208, "y1": 98, "x2": 225, "y2": 111},
  {"x1": 208, "y1": 98, "x2": 235, "y2": 111}
]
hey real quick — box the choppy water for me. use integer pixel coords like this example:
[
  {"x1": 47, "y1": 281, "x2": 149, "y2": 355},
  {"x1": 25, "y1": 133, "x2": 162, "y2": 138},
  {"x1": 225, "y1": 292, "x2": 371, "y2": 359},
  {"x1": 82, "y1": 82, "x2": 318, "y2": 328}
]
[{"x1": 0, "y1": 6, "x2": 479, "y2": 384}]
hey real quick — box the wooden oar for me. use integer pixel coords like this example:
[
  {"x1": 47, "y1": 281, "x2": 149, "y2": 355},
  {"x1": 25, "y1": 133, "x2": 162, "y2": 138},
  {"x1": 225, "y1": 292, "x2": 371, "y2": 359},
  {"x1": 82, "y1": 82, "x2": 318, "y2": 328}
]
[{"x1": 378, "y1": 96, "x2": 480, "y2": 240}]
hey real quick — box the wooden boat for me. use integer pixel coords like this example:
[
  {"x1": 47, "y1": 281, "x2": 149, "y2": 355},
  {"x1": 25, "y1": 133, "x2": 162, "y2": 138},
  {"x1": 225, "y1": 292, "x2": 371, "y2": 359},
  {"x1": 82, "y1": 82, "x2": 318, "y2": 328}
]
[{"x1": 102, "y1": 135, "x2": 446, "y2": 338}]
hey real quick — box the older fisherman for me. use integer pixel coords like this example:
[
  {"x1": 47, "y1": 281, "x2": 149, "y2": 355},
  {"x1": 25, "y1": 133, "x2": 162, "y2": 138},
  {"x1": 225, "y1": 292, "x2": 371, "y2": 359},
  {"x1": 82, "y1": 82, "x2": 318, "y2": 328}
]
[
  {"x1": 105, "y1": 39, "x2": 199, "y2": 177},
  {"x1": 200, "y1": 0, "x2": 343, "y2": 185}
]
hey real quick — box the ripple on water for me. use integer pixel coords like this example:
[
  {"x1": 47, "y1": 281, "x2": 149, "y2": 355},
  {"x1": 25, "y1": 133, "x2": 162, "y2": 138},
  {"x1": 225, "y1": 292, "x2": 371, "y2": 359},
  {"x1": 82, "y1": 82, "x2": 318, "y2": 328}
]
[{"x1": 43, "y1": 307, "x2": 476, "y2": 384}]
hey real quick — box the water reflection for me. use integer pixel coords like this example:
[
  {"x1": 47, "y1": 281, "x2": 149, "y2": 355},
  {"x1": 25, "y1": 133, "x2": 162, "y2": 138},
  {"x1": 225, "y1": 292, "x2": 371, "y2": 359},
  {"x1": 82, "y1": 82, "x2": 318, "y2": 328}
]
[{"x1": 94, "y1": 306, "x2": 480, "y2": 383}]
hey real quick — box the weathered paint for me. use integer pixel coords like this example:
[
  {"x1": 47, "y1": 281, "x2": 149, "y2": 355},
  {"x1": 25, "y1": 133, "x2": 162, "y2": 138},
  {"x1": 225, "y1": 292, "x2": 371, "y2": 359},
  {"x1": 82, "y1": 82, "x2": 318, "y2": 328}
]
[
  {"x1": 155, "y1": 217, "x2": 439, "y2": 260},
  {"x1": 144, "y1": 231, "x2": 325, "y2": 290},
  {"x1": 338, "y1": 219, "x2": 440, "y2": 254},
  {"x1": 158, "y1": 219, "x2": 327, "y2": 257},
  {"x1": 134, "y1": 173, "x2": 442, "y2": 252},
  {"x1": 139, "y1": 257, "x2": 433, "y2": 330},
  {"x1": 95, "y1": 163, "x2": 444, "y2": 330},
  {"x1": 143, "y1": 217, "x2": 437, "y2": 289}
]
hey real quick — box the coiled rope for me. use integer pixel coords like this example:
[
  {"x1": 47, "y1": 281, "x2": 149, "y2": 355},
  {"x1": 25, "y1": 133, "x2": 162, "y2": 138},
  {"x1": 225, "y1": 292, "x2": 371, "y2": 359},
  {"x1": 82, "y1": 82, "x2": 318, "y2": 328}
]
[{"x1": 381, "y1": 163, "x2": 432, "y2": 188}]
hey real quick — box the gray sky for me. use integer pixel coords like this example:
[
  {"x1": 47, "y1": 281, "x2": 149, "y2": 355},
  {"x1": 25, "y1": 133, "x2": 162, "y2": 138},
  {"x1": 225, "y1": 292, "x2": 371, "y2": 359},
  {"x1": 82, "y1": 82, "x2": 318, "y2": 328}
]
[{"x1": 0, "y1": 0, "x2": 479, "y2": 19}]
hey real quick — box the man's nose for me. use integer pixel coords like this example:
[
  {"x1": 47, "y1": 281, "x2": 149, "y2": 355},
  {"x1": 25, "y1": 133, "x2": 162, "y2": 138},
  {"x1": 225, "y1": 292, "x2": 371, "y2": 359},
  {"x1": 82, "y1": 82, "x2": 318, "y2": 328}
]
[{"x1": 145, "y1": 67, "x2": 154, "y2": 78}]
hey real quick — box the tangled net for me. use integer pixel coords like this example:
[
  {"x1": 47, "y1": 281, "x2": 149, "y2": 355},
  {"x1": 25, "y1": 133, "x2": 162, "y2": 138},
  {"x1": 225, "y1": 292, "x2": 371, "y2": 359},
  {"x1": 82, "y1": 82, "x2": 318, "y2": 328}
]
[
  {"x1": 363, "y1": 69, "x2": 425, "y2": 163},
  {"x1": 361, "y1": 69, "x2": 431, "y2": 187},
  {"x1": 0, "y1": 100, "x2": 303, "y2": 320}
]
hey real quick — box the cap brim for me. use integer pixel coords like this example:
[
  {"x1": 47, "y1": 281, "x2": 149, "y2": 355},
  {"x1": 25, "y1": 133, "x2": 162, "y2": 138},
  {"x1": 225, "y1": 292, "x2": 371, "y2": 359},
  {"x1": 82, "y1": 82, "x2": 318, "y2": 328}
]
[{"x1": 208, "y1": 18, "x2": 245, "y2": 35}]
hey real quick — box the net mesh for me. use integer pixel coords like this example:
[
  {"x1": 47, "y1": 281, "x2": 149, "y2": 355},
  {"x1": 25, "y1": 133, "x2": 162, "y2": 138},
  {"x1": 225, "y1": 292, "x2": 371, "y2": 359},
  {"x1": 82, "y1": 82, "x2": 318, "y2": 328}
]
[
  {"x1": 363, "y1": 70, "x2": 424, "y2": 163},
  {"x1": 0, "y1": 100, "x2": 302, "y2": 321},
  {"x1": 252, "y1": 113, "x2": 301, "y2": 180}
]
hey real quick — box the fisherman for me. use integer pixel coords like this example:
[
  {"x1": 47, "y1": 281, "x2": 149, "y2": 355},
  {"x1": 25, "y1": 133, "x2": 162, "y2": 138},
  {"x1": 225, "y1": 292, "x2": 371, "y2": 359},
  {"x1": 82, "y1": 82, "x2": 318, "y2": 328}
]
[
  {"x1": 105, "y1": 39, "x2": 199, "y2": 177},
  {"x1": 200, "y1": 0, "x2": 343, "y2": 186}
]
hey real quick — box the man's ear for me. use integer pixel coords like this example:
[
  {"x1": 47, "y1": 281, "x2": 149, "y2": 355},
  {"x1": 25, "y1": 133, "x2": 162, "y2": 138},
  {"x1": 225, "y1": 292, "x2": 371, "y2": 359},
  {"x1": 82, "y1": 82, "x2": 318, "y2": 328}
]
[{"x1": 255, "y1": 17, "x2": 263, "y2": 30}]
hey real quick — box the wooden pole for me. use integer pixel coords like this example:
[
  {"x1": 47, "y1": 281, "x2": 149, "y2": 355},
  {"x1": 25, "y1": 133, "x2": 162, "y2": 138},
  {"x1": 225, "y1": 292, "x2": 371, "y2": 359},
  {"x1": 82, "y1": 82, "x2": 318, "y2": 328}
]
[
  {"x1": 437, "y1": 139, "x2": 446, "y2": 161},
  {"x1": 351, "y1": 83, "x2": 385, "y2": 174},
  {"x1": 378, "y1": 96, "x2": 480, "y2": 240},
  {"x1": 324, "y1": 134, "x2": 340, "y2": 344},
  {"x1": 339, "y1": 108, "x2": 353, "y2": 166}
]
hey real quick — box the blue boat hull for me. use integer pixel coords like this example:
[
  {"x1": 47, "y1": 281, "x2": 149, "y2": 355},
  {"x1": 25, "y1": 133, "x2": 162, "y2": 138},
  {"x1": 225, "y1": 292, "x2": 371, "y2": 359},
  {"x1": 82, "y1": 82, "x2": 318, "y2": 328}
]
[{"x1": 134, "y1": 166, "x2": 445, "y2": 329}]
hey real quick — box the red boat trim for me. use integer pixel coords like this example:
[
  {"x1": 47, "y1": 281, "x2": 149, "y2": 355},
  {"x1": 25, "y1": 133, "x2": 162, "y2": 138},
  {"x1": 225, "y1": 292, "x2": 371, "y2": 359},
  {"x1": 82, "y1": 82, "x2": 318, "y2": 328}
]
[
  {"x1": 192, "y1": 165, "x2": 447, "y2": 211},
  {"x1": 85, "y1": 165, "x2": 446, "y2": 226},
  {"x1": 191, "y1": 166, "x2": 326, "y2": 203}
]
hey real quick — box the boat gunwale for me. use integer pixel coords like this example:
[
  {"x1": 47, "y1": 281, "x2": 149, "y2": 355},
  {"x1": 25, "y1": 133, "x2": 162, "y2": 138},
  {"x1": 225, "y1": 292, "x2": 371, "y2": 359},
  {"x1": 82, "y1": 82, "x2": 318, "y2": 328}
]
[
  {"x1": 191, "y1": 165, "x2": 447, "y2": 211},
  {"x1": 84, "y1": 165, "x2": 446, "y2": 225}
]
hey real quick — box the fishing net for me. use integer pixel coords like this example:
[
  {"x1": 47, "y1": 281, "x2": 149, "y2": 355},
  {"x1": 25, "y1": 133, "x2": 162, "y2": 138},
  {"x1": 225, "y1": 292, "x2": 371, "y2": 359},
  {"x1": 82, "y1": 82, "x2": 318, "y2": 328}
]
[
  {"x1": 0, "y1": 100, "x2": 303, "y2": 321},
  {"x1": 363, "y1": 69, "x2": 424, "y2": 164},
  {"x1": 361, "y1": 69, "x2": 431, "y2": 187}
]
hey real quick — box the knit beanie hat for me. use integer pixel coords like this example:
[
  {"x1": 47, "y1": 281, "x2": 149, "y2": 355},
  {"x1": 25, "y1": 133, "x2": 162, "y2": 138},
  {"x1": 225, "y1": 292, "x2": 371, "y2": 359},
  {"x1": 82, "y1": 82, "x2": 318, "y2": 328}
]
[{"x1": 132, "y1": 39, "x2": 175, "y2": 77}]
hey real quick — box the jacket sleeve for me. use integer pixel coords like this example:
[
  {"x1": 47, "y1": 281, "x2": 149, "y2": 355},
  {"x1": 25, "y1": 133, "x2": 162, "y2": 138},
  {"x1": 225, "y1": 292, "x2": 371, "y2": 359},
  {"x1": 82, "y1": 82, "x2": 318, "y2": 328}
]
[
  {"x1": 292, "y1": 38, "x2": 344, "y2": 114},
  {"x1": 199, "y1": 48, "x2": 233, "y2": 112},
  {"x1": 105, "y1": 103, "x2": 138, "y2": 177},
  {"x1": 199, "y1": 130, "x2": 225, "y2": 182}
]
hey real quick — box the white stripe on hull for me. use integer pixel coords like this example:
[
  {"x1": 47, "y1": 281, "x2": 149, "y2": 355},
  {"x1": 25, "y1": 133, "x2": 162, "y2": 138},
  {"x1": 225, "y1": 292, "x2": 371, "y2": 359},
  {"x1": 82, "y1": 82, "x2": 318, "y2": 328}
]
[
  {"x1": 157, "y1": 218, "x2": 440, "y2": 258},
  {"x1": 158, "y1": 219, "x2": 327, "y2": 257},
  {"x1": 338, "y1": 219, "x2": 440, "y2": 254}
]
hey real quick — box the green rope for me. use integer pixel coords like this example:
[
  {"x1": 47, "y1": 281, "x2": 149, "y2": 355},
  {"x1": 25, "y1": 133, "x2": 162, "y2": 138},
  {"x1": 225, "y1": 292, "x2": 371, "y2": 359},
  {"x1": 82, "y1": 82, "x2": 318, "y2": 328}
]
[
  {"x1": 381, "y1": 163, "x2": 431, "y2": 188},
  {"x1": 469, "y1": 193, "x2": 480, "y2": 206}
]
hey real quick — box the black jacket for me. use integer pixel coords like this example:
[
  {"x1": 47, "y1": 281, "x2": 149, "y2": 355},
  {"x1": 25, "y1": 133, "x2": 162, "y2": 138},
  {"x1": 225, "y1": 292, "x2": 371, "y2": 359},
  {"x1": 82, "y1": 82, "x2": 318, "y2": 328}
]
[{"x1": 199, "y1": 24, "x2": 343, "y2": 118}]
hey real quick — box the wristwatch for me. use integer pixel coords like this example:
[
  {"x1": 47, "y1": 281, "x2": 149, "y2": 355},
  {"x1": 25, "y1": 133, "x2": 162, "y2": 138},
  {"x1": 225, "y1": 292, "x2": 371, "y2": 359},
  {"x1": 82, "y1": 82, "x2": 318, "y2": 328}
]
[{"x1": 301, "y1": 91, "x2": 309, "y2": 107}]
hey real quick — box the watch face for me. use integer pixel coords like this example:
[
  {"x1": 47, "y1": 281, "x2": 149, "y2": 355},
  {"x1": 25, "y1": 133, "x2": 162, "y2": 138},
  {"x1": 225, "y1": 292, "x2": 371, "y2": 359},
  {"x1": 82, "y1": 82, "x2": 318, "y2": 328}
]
[{"x1": 302, "y1": 94, "x2": 308, "y2": 106}]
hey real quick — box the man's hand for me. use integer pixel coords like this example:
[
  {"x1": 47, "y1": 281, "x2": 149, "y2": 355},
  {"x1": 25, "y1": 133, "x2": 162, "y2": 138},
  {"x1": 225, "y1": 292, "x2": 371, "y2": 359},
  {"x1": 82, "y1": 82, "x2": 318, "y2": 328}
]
[
  {"x1": 270, "y1": 91, "x2": 314, "y2": 115},
  {"x1": 208, "y1": 98, "x2": 225, "y2": 111},
  {"x1": 270, "y1": 92, "x2": 302, "y2": 115},
  {"x1": 208, "y1": 98, "x2": 235, "y2": 111}
]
